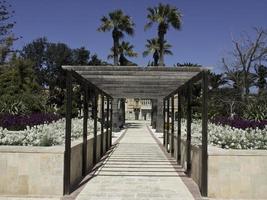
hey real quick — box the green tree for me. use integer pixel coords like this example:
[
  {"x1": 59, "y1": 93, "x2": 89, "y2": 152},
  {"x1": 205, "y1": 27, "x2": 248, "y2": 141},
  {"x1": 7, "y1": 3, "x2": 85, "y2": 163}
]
[
  {"x1": 143, "y1": 38, "x2": 172, "y2": 66},
  {"x1": 72, "y1": 47, "x2": 90, "y2": 65},
  {"x1": 208, "y1": 72, "x2": 227, "y2": 90},
  {"x1": 225, "y1": 70, "x2": 256, "y2": 93},
  {"x1": 0, "y1": 57, "x2": 44, "y2": 114},
  {"x1": 108, "y1": 41, "x2": 137, "y2": 66},
  {"x1": 254, "y1": 64, "x2": 267, "y2": 95},
  {"x1": 108, "y1": 41, "x2": 137, "y2": 59},
  {"x1": 145, "y1": 3, "x2": 182, "y2": 66},
  {"x1": 0, "y1": 1, "x2": 17, "y2": 64},
  {"x1": 98, "y1": 10, "x2": 135, "y2": 65},
  {"x1": 21, "y1": 37, "x2": 48, "y2": 86},
  {"x1": 45, "y1": 42, "x2": 73, "y2": 91}
]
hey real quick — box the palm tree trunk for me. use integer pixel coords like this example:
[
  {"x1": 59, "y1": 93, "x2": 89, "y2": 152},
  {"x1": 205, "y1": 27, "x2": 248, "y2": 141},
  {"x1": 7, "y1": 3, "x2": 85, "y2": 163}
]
[
  {"x1": 112, "y1": 29, "x2": 119, "y2": 66},
  {"x1": 158, "y1": 34, "x2": 164, "y2": 66}
]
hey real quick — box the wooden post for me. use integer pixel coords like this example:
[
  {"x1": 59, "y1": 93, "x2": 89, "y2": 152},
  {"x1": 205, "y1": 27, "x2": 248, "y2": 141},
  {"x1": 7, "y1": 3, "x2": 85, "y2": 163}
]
[
  {"x1": 201, "y1": 71, "x2": 208, "y2": 196},
  {"x1": 106, "y1": 98, "x2": 110, "y2": 152},
  {"x1": 82, "y1": 85, "x2": 88, "y2": 176},
  {"x1": 100, "y1": 94, "x2": 104, "y2": 156},
  {"x1": 64, "y1": 71, "x2": 72, "y2": 195},
  {"x1": 93, "y1": 92, "x2": 98, "y2": 165},
  {"x1": 110, "y1": 99, "x2": 113, "y2": 147},
  {"x1": 186, "y1": 82, "x2": 192, "y2": 174},
  {"x1": 166, "y1": 98, "x2": 170, "y2": 152},
  {"x1": 177, "y1": 92, "x2": 182, "y2": 164},
  {"x1": 163, "y1": 99, "x2": 166, "y2": 146},
  {"x1": 171, "y1": 96, "x2": 175, "y2": 155}
]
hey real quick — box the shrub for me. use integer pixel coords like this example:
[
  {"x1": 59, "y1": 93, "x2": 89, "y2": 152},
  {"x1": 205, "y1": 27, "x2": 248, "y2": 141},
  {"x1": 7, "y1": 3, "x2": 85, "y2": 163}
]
[
  {"x1": 244, "y1": 96, "x2": 267, "y2": 121},
  {"x1": 0, "y1": 113, "x2": 61, "y2": 131},
  {"x1": 211, "y1": 117, "x2": 267, "y2": 130}
]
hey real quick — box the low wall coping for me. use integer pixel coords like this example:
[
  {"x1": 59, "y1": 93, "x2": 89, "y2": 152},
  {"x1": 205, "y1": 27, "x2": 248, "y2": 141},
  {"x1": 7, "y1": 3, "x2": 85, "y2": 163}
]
[
  {"x1": 208, "y1": 146, "x2": 267, "y2": 156},
  {"x1": 180, "y1": 139, "x2": 267, "y2": 156}
]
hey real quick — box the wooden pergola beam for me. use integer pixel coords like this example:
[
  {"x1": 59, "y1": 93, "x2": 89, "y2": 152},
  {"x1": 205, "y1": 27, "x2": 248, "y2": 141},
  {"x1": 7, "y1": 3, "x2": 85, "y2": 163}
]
[
  {"x1": 63, "y1": 65, "x2": 204, "y2": 72},
  {"x1": 164, "y1": 71, "x2": 205, "y2": 100}
]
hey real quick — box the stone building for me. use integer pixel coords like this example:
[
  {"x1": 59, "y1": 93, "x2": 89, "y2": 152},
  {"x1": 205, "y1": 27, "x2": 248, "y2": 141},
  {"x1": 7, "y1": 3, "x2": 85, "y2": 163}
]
[{"x1": 125, "y1": 98, "x2": 151, "y2": 120}]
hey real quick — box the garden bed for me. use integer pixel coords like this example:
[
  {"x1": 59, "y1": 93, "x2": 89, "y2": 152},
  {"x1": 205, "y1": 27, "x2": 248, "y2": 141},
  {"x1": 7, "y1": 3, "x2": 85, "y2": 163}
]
[
  {"x1": 0, "y1": 131, "x2": 108, "y2": 197},
  {"x1": 176, "y1": 118, "x2": 267, "y2": 149},
  {"x1": 169, "y1": 118, "x2": 267, "y2": 199},
  {"x1": 0, "y1": 117, "x2": 100, "y2": 146}
]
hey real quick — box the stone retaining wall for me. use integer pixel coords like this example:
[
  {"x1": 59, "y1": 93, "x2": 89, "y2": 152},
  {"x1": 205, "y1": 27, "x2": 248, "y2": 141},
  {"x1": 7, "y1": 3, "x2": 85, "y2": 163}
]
[
  {"x1": 175, "y1": 137, "x2": 267, "y2": 199},
  {"x1": 0, "y1": 132, "x2": 108, "y2": 197}
]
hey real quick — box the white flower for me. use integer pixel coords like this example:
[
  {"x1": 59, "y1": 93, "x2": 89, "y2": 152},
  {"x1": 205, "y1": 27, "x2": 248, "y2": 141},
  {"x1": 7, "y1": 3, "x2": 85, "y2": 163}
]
[
  {"x1": 0, "y1": 118, "x2": 101, "y2": 146},
  {"x1": 174, "y1": 120, "x2": 267, "y2": 149}
]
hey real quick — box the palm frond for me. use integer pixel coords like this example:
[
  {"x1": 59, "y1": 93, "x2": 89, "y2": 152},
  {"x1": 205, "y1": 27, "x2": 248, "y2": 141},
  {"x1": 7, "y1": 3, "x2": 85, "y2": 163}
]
[
  {"x1": 143, "y1": 50, "x2": 151, "y2": 57},
  {"x1": 164, "y1": 49, "x2": 173, "y2": 55},
  {"x1": 97, "y1": 16, "x2": 113, "y2": 32}
]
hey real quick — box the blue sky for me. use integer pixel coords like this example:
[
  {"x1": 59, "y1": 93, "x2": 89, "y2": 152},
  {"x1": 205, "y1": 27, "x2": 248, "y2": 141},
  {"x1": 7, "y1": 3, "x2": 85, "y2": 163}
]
[{"x1": 11, "y1": 0, "x2": 267, "y2": 72}]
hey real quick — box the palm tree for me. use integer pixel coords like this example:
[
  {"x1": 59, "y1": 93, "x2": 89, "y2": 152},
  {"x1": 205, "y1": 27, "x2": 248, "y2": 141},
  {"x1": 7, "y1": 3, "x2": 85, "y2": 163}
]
[
  {"x1": 108, "y1": 41, "x2": 138, "y2": 60},
  {"x1": 98, "y1": 10, "x2": 135, "y2": 65},
  {"x1": 225, "y1": 70, "x2": 256, "y2": 92},
  {"x1": 208, "y1": 72, "x2": 227, "y2": 90},
  {"x1": 145, "y1": 3, "x2": 182, "y2": 66},
  {"x1": 143, "y1": 38, "x2": 172, "y2": 66}
]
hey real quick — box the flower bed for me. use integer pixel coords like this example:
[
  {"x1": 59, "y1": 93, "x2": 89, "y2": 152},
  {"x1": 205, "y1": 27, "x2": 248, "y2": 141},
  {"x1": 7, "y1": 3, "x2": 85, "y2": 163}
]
[
  {"x1": 0, "y1": 113, "x2": 61, "y2": 131},
  {"x1": 0, "y1": 118, "x2": 100, "y2": 146},
  {"x1": 211, "y1": 116, "x2": 267, "y2": 130},
  {"x1": 175, "y1": 119, "x2": 267, "y2": 149}
]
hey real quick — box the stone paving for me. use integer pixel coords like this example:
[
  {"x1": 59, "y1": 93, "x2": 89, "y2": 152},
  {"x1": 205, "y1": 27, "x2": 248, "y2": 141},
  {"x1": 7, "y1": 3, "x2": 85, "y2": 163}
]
[{"x1": 76, "y1": 121, "x2": 196, "y2": 200}]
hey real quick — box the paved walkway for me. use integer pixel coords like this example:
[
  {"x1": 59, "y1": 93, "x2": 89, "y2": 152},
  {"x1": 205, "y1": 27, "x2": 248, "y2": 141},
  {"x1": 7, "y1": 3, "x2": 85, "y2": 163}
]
[{"x1": 76, "y1": 121, "x2": 197, "y2": 200}]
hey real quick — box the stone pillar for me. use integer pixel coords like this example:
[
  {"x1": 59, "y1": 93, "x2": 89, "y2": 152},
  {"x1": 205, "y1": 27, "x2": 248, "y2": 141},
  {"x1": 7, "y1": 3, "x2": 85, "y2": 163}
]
[
  {"x1": 119, "y1": 98, "x2": 126, "y2": 126},
  {"x1": 151, "y1": 99, "x2": 157, "y2": 129},
  {"x1": 112, "y1": 98, "x2": 120, "y2": 132},
  {"x1": 156, "y1": 98, "x2": 163, "y2": 133}
]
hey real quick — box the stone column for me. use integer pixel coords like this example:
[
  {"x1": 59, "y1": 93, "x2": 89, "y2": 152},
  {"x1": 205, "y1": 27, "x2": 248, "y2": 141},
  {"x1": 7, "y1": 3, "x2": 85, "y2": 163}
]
[
  {"x1": 151, "y1": 99, "x2": 157, "y2": 129},
  {"x1": 112, "y1": 98, "x2": 120, "y2": 132},
  {"x1": 156, "y1": 98, "x2": 163, "y2": 133}
]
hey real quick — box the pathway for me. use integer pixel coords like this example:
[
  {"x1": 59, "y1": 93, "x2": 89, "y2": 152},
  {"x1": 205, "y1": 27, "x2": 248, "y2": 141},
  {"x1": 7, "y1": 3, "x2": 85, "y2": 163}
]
[{"x1": 76, "y1": 121, "x2": 198, "y2": 200}]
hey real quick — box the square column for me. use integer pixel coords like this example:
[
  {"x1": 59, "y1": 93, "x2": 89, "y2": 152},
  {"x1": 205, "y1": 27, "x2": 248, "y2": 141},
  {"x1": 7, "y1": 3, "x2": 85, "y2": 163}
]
[
  {"x1": 112, "y1": 98, "x2": 120, "y2": 132},
  {"x1": 156, "y1": 98, "x2": 163, "y2": 133}
]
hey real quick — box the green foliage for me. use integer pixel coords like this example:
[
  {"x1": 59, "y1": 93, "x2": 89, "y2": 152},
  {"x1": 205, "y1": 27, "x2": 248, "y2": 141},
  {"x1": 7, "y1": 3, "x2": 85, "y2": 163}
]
[
  {"x1": 0, "y1": 1, "x2": 17, "y2": 64},
  {"x1": 175, "y1": 62, "x2": 201, "y2": 67},
  {"x1": 72, "y1": 47, "x2": 90, "y2": 65},
  {"x1": 207, "y1": 72, "x2": 227, "y2": 89},
  {"x1": 244, "y1": 95, "x2": 267, "y2": 121},
  {"x1": 143, "y1": 38, "x2": 172, "y2": 66},
  {"x1": 0, "y1": 57, "x2": 45, "y2": 114},
  {"x1": 39, "y1": 134, "x2": 54, "y2": 146},
  {"x1": 108, "y1": 41, "x2": 138, "y2": 60},
  {"x1": 21, "y1": 37, "x2": 48, "y2": 85},
  {"x1": 207, "y1": 88, "x2": 243, "y2": 119},
  {"x1": 98, "y1": 9, "x2": 135, "y2": 65},
  {"x1": 145, "y1": 3, "x2": 182, "y2": 65},
  {"x1": 255, "y1": 65, "x2": 267, "y2": 94}
]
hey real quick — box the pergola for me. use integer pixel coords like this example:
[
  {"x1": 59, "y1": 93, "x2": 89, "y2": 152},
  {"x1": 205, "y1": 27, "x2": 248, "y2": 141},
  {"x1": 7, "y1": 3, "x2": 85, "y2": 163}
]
[
  {"x1": 62, "y1": 65, "x2": 209, "y2": 196},
  {"x1": 63, "y1": 66, "x2": 203, "y2": 99}
]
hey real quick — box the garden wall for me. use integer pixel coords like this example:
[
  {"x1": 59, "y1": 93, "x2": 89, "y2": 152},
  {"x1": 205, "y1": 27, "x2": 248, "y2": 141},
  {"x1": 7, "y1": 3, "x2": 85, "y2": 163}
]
[
  {"x1": 0, "y1": 132, "x2": 109, "y2": 197},
  {"x1": 175, "y1": 137, "x2": 267, "y2": 199}
]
